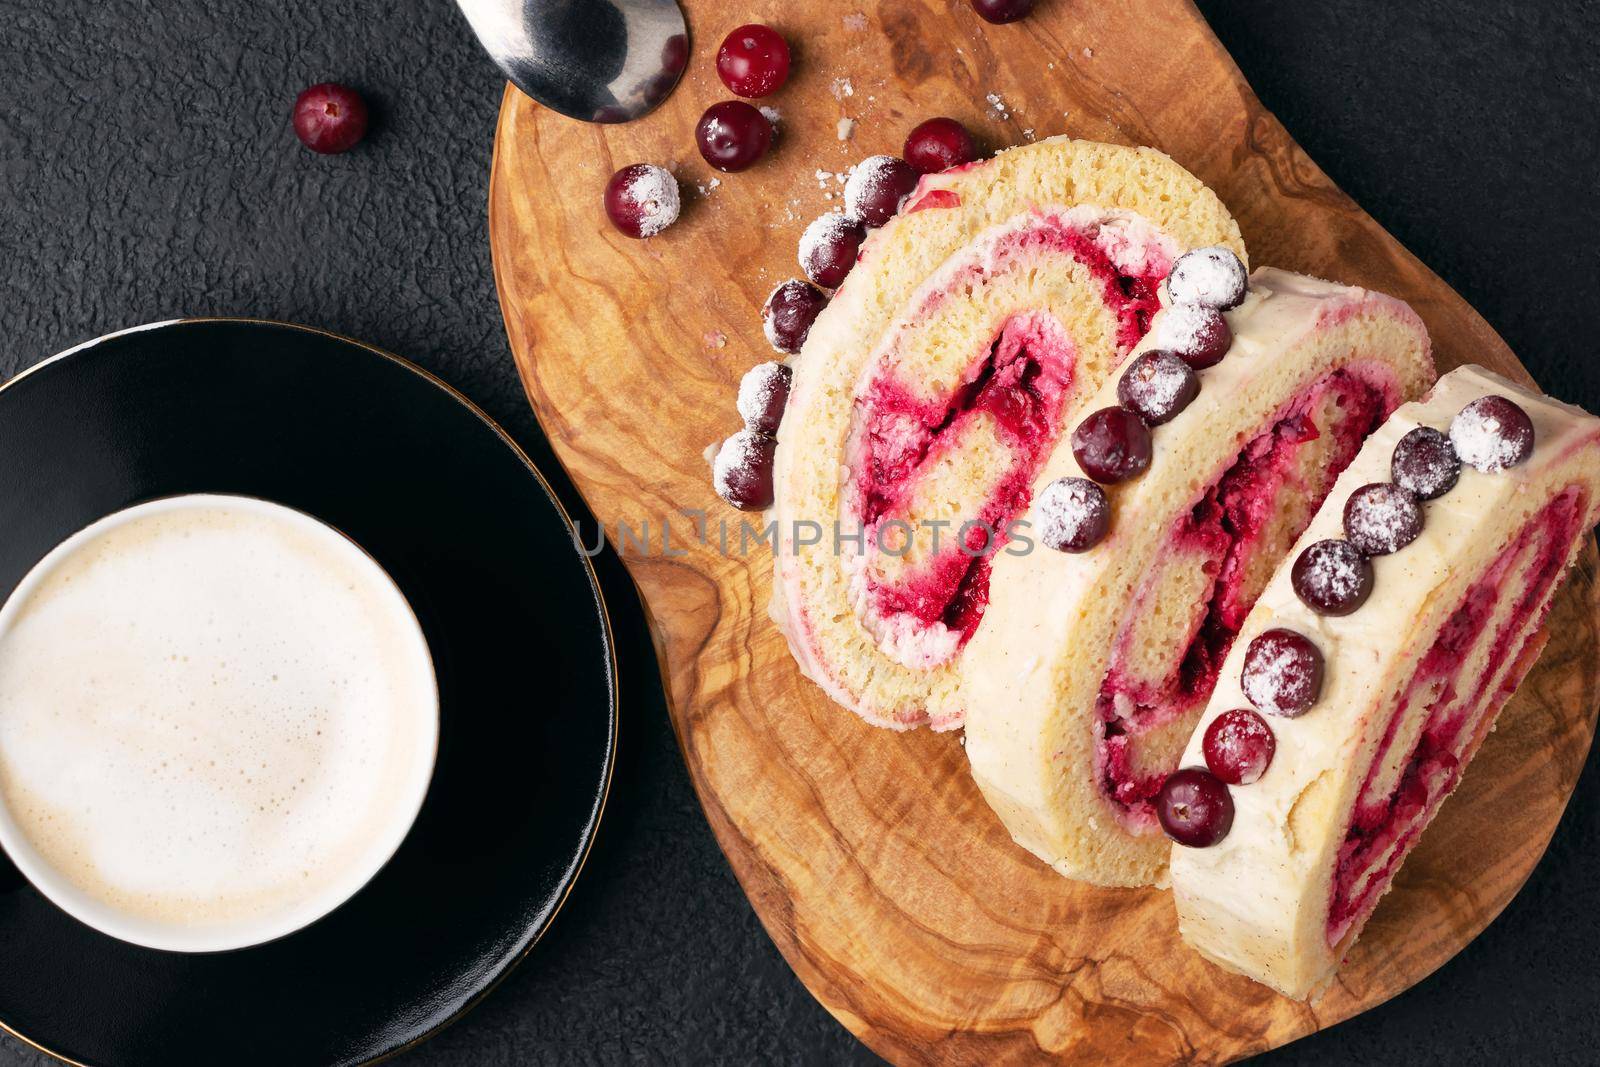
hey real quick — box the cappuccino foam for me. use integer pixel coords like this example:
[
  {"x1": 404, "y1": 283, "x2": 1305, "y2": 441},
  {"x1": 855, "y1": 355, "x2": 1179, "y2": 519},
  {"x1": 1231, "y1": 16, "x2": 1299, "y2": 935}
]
[{"x1": 0, "y1": 495, "x2": 437, "y2": 949}]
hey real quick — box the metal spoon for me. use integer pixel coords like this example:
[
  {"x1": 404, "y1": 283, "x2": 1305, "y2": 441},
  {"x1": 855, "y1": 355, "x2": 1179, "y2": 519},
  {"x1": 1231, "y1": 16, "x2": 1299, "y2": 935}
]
[{"x1": 455, "y1": 0, "x2": 688, "y2": 123}]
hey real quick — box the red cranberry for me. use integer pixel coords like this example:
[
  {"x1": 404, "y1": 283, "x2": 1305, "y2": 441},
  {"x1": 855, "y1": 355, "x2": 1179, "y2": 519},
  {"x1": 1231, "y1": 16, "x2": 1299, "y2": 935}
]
[
  {"x1": 1449, "y1": 395, "x2": 1535, "y2": 472},
  {"x1": 1291, "y1": 539, "x2": 1374, "y2": 616},
  {"x1": 292, "y1": 83, "x2": 369, "y2": 154},
  {"x1": 903, "y1": 118, "x2": 978, "y2": 174},
  {"x1": 1343, "y1": 482, "x2": 1423, "y2": 556},
  {"x1": 1036, "y1": 477, "x2": 1110, "y2": 552},
  {"x1": 1203, "y1": 709, "x2": 1276, "y2": 785},
  {"x1": 713, "y1": 430, "x2": 777, "y2": 510},
  {"x1": 1117, "y1": 350, "x2": 1199, "y2": 425},
  {"x1": 844, "y1": 155, "x2": 920, "y2": 228},
  {"x1": 1151, "y1": 303, "x2": 1232, "y2": 369},
  {"x1": 1391, "y1": 426, "x2": 1460, "y2": 500},
  {"x1": 696, "y1": 101, "x2": 773, "y2": 172},
  {"x1": 799, "y1": 214, "x2": 865, "y2": 289},
  {"x1": 603, "y1": 164, "x2": 680, "y2": 239},
  {"x1": 1157, "y1": 767, "x2": 1234, "y2": 847},
  {"x1": 1071, "y1": 407, "x2": 1153, "y2": 484},
  {"x1": 1166, "y1": 247, "x2": 1249, "y2": 310},
  {"x1": 715, "y1": 24, "x2": 791, "y2": 98},
  {"x1": 737, "y1": 362, "x2": 792, "y2": 436},
  {"x1": 1241, "y1": 628, "x2": 1324, "y2": 717},
  {"x1": 970, "y1": 0, "x2": 1036, "y2": 22},
  {"x1": 763, "y1": 280, "x2": 827, "y2": 353}
]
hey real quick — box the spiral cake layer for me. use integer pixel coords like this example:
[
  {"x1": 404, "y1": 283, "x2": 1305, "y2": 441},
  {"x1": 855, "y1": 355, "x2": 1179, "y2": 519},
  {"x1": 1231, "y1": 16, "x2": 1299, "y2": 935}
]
[
  {"x1": 1170, "y1": 365, "x2": 1600, "y2": 998},
  {"x1": 963, "y1": 269, "x2": 1435, "y2": 886},
  {"x1": 771, "y1": 137, "x2": 1244, "y2": 730}
]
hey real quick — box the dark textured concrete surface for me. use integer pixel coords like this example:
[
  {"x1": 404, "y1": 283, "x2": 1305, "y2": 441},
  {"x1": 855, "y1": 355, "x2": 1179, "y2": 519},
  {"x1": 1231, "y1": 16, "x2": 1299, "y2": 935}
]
[{"x1": 0, "y1": 1, "x2": 1596, "y2": 1063}]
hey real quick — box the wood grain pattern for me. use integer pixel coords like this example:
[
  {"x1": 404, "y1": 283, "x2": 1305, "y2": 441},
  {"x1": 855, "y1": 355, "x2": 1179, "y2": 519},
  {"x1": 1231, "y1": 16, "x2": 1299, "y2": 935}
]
[{"x1": 486, "y1": 1, "x2": 1600, "y2": 1060}]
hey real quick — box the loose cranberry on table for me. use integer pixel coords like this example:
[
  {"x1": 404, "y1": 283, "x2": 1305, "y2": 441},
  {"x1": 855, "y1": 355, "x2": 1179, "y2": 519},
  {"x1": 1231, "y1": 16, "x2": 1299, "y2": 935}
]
[
  {"x1": 1203, "y1": 709, "x2": 1276, "y2": 786},
  {"x1": 763, "y1": 279, "x2": 828, "y2": 353},
  {"x1": 292, "y1": 83, "x2": 369, "y2": 154},
  {"x1": 737, "y1": 362, "x2": 792, "y2": 436},
  {"x1": 603, "y1": 164, "x2": 681, "y2": 239},
  {"x1": 1241, "y1": 628, "x2": 1324, "y2": 717},
  {"x1": 969, "y1": 0, "x2": 1037, "y2": 23},
  {"x1": 1391, "y1": 426, "x2": 1460, "y2": 500},
  {"x1": 1343, "y1": 482, "x2": 1423, "y2": 556},
  {"x1": 1449, "y1": 394, "x2": 1535, "y2": 472},
  {"x1": 1291, "y1": 538, "x2": 1374, "y2": 616},
  {"x1": 799, "y1": 213, "x2": 866, "y2": 289},
  {"x1": 1071, "y1": 406, "x2": 1153, "y2": 484},
  {"x1": 715, "y1": 24, "x2": 791, "y2": 98},
  {"x1": 843, "y1": 155, "x2": 920, "y2": 228},
  {"x1": 903, "y1": 117, "x2": 978, "y2": 174},
  {"x1": 713, "y1": 429, "x2": 777, "y2": 511},
  {"x1": 696, "y1": 100, "x2": 773, "y2": 172},
  {"x1": 1117, "y1": 350, "x2": 1198, "y2": 425},
  {"x1": 1157, "y1": 767, "x2": 1234, "y2": 847},
  {"x1": 1037, "y1": 476, "x2": 1110, "y2": 552},
  {"x1": 1151, "y1": 303, "x2": 1231, "y2": 369},
  {"x1": 1165, "y1": 246, "x2": 1249, "y2": 310}
]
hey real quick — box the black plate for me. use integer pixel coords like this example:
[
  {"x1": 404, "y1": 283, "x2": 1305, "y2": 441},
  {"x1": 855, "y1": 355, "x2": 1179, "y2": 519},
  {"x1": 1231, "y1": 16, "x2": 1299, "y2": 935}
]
[{"x1": 0, "y1": 320, "x2": 616, "y2": 1066}]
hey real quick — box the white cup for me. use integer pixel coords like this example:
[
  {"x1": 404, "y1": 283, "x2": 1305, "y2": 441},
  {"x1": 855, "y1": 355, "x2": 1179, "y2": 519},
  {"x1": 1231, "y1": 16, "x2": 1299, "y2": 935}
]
[{"x1": 0, "y1": 494, "x2": 438, "y2": 952}]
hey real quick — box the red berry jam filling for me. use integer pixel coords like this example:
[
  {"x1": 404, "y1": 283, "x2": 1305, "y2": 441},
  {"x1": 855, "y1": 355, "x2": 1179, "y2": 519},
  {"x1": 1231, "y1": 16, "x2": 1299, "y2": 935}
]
[
  {"x1": 842, "y1": 214, "x2": 1174, "y2": 667},
  {"x1": 1093, "y1": 369, "x2": 1392, "y2": 830},
  {"x1": 1327, "y1": 487, "x2": 1588, "y2": 946}
]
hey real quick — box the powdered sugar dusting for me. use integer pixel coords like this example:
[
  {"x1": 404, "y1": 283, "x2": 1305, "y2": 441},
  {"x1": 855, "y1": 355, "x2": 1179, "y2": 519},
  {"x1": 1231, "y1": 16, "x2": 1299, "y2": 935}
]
[
  {"x1": 1036, "y1": 477, "x2": 1109, "y2": 552},
  {"x1": 1167, "y1": 246, "x2": 1247, "y2": 309},
  {"x1": 1151, "y1": 303, "x2": 1229, "y2": 358},
  {"x1": 799, "y1": 212, "x2": 854, "y2": 270},
  {"x1": 1343, "y1": 483, "x2": 1422, "y2": 555},
  {"x1": 620, "y1": 164, "x2": 680, "y2": 238},
  {"x1": 1450, "y1": 395, "x2": 1535, "y2": 472},
  {"x1": 1241, "y1": 631, "x2": 1321, "y2": 717}
]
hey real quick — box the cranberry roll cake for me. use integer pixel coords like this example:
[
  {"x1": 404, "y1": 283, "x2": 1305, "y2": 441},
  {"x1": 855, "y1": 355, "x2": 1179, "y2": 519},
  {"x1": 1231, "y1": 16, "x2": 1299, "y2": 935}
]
[
  {"x1": 1169, "y1": 365, "x2": 1600, "y2": 997},
  {"x1": 963, "y1": 268, "x2": 1435, "y2": 886},
  {"x1": 771, "y1": 137, "x2": 1244, "y2": 730}
]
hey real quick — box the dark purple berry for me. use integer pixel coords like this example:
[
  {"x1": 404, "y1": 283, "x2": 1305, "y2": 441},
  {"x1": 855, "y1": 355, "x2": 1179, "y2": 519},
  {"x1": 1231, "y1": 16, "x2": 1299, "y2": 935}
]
[
  {"x1": 1117, "y1": 350, "x2": 1199, "y2": 425},
  {"x1": 603, "y1": 164, "x2": 680, "y2": 239},
  {"x1": 715, "y1": 24, "x2": 791, "y2": 98},
  {"x1": 1291, "y1": 539, "x2": 1373, "y2": 616},
  {"x1": 844, "y1": 155, "x2": 920, "y2": 228},
  {"x1": 1166, "y1": 246, "x2": 1248, "y2": 310},
  {"x1": 1203, "y1": 709, "x2": 1276, "y2": 785},
  {"x1": 1241, "y1": 628, "x2": 1324, "y2": 717},
  {"x1": 696, "y1": 100, "x2": 773, "y2": 172},
  {"x1": 1036, "y1": 477, "x2": 1110, "y2": 552},
  {"x1": 713, "y1": 430, "x2": 776, "y2": 510},
  {"x1": 737, "y1": 362, "x2": 791, "y2": 436},
  {"x1": 970, "y1": 0, "x2": 1036, "y2": 22},
  {"x1": 763, "y1": 280, "x2": 827, "y2": 353},
  {"x1": 293, "y1": 83, "x2": 369, "y2": 154},
  {"x1": 903, "y1": 118, "x2": 978, "y2": 174},
  {"x1": 799, "y1": 214, "x2": 866, "y2": 289},
  {"x1": 1152, "y1": 304, "x2": 1232, "y2": 369},
  {"x1": 1157, "y1": 767, "x2": 1234, "y2": 847},
  {"x1": 1071, "y1": 407, "x2": 1153, "y2": 484},
  {"x1": 1450, "y1": 395, "x2": 1535, "y2": 472},
  {"x1": 1343, "y1": 482, "x2": 1423, "y2": 556},
  {"x1": 1391, "y1": 426, "x2": 1460, "y2": 500}
]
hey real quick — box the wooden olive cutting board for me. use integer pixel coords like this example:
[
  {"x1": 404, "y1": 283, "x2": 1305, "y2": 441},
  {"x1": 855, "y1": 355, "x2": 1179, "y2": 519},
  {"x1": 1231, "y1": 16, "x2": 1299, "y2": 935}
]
[{"x1": 487, "y1": 1, "x2": 1600, "y2": 1061}]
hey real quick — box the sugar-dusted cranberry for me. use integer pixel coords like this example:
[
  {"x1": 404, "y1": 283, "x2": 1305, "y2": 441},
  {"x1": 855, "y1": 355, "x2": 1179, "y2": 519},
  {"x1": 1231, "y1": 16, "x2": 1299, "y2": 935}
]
[
  {"x1": 713, "y1": 429, "x2": 777, "y2": 510},
  {"x1": 903, "y1": 117, "x2": 978, "y2": 174},
  {"x1": 1343, "y1": 482, "x2": 1423, "y2": 556},
  {"x1": 1036, "y1": 476, "x2": 1110, "y2": 552},
  {"x1": 292, "y1": 83, "x2": 369, "y2": 154},
  {"x1": 696, "y1": 100, "x2": 773, "y2": 172},
  {"x1": 1391, "y1": 426, "x2": 1460, "y2": 500},
  {"x1": 1450, "y1": 395, "x2": 1535, "y2": 473},
  {"x1": 799, "y1": 213, "x2": 866, "y2": 289},
  {"x1": 603, "y1": 164, "x2": 680, "y2": 239},
  {"x1": 1166, "y1": 247, "x2": 1248, "y2": 310},
  {"x1": 1242, "y1": 628, "x2": 1324, "y2": 717},
  {"x1": 763, "y1": 279, "x2": 827, "y2": 353},
  {"x1": 1157, "y1": 767, "x2": 1234, "y2": 847},
  {"x1": 1292, "y1": 539, "x2": 1373, "y2": 616},
  {"x1": 1150, "y1": 303, "x2": 1231, "y2": 369},
  {"x1": 737, "y1": 362, "x2": 792, "y2": 436},
  {"x1": 715, "y1": 24, "x2": 791, "y2": 98},
  {"x1": 1117, "y1": 350, "x2": 1199, "y2": 426},
  {"x1": 970, "y1": 0, "x2": 1036, "y2": 22},
  {"x1": 844, "y1": 155, "x2": 920, "y2": 228},
  {"x1": 1203, "y1": 709, "x2": 1276, "y2": 785},
  {"x1": 1071, "y1": 407, "x2": 1153, "y2": 484}
]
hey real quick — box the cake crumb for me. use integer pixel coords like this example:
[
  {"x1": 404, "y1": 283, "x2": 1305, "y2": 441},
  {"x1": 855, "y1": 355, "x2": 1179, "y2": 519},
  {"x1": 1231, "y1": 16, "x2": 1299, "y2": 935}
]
[
  {"x1": 986, "y1": 92, "x2": 1011, "y2": 120},
  {"x1": 1082, "y1": 46, "x2": 1094, "y2": 58},
  {"x1": 831, "y1": 77, "x2": 855, "y2": 100},
  {"x1": 703, "y1": 330, "x2": 728, "y2": 350},
  {"x1": 837, "y1": 117, "x2": 856, "y2": 140},
  {"x1": 842, "y1": 11, "x2": 867, "y2": 30}
]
